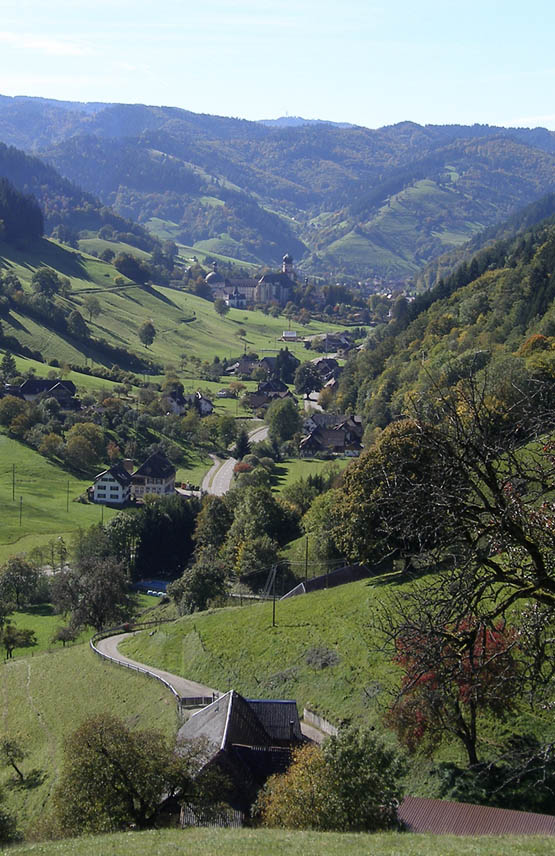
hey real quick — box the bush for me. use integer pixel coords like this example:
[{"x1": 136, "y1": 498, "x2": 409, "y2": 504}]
[{"x1": 256, "y1": 726, "x2": 405, "y2": 831}]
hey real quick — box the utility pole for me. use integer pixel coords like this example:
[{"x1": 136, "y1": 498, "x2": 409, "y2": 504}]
[
  {"x1": 12, "y1": 464, "x2": 15, "y2": 501},
  {"x1": 272, "y1": 565, "x2": 277, "y2": 627},
  {"x1": 66, "y1": 480, "x2": 70, "y2": 512},
  {"x1": 19, "y1": 496, "x2": 22, "y2": 526},
  {"x1": 305, "y1": 536, "x2": 309, "y2": 581}
]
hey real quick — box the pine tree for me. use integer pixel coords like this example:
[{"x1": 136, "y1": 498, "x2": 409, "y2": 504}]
[{"x1": 0, "y1": 351, "x2": 16, "y2": 383}]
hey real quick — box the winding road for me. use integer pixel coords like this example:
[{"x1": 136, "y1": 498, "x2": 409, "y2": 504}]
[
  {"x1": 94, "y1": 630, "x2": 325, "y2": 742},
  {"x1": 201, "y1": 423, "x2": 269, "y2": 496},
  {"x1": 95, "y1": 632, "x2": 217, "y2": 699}
]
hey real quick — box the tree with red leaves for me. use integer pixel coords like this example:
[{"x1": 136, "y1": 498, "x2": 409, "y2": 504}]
[{"x1": 385, "y1": 617, "x2": 521, "y2": 766}]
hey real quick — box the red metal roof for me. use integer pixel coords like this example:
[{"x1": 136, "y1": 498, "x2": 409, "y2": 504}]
[{"x1": 398, "y1": 796, "x2": 555, "y2": 836}]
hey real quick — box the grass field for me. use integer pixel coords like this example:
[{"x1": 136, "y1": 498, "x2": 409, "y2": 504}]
[
  {"x1": 1, "y1": 238, "x2": 350, "y2": 371},
  {"x1": 120, "y1": 579, "x2": 402, "y2": 730},
  {"x1": 272, "y1": 457, "x2": 350, "y2": 492},
  {"x1": 9, "y1": 827, "x2": 555, "y2": 856},
  {"x1": 6, "y1": 595, "x2": 157, "y2": 660},
  {"x1": 0, "y1": 433, "x2": 116, "y2": 564},
  {"x1": 120, "y1": 579, "x2": 555, "y2": 776},
  {"x1": 0, "y1": 640, "x2": 177, "y2": 836}
]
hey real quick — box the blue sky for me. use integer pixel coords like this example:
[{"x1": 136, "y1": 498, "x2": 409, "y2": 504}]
[{"x1": 1, "y1": 0, "x2": 554, "y2": 129}]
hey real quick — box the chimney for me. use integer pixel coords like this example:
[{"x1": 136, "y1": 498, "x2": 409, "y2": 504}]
[{"x1": 122, "y1": 458, "x2": 134, "y2": 474}]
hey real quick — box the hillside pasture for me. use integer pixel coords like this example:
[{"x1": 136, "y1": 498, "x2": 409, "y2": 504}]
[
  {"x1": 0, "y1": 433, "x2": 115, "y2": 563},
  {"x1": 0, "y1": 642, "x2": 177, "y2": 836}
]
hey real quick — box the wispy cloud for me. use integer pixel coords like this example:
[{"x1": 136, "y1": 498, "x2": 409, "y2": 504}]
[{"x1": 0, "y1": 31, "x2": 94, "y2": 57}]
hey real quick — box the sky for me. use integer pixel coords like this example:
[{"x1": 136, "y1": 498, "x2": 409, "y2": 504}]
[{"x1": 1, "y1": 0, "x2": 554, "y2": 130}]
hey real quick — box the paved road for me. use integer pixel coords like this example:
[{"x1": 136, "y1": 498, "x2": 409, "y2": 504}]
[
  {"x1": 95, "y1": 632, "x2": 218, "y2": 699},
  {"x1": 303, "y1": 392, "x2": 323, "y2": 412},
  {"x1": 95, "y1": 632, "x2": 322, "y2": 742},
  {"x1": 201, "y1": 424, "x2": 269, "y2": 496}
]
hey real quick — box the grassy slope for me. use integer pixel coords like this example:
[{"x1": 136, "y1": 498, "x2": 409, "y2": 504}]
[
  {"x1": 272, "y1": 457, "x2": 350, "y2": 492},
  {"x1": 1, "y1": 238, "x2": 349, "y2": 369},
  {"x1": 0, "y1": 643, "x2": 177, "y2": 836},
  {"x1": 120, "y1": 580, "x2": 401, "y2": 728},
  {"x1": 120, "y1": 580, "x2": 554, "y2": 774},
  {"x1": 10, "y1": 828, "x2": 555, "y2": 856},
  {"x1": 0, "y1": 433, "x2": 116, "y2": 564}
]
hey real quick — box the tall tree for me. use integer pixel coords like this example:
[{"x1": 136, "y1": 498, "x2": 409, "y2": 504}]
[
  {"x1": 294, "y1": 361, "x2": 323, "y2": 399},
  {"x1": 0, "y1": 351, "x2": 16, "y2": 383},
  {"x1": 138, "y1": 319, "x2": 156, "y2": 348}
]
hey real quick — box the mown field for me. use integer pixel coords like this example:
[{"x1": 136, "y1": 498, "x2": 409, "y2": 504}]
[
  {"x1": 120, "y1": 579, "x2": 554, "y2": 774},
  {"x1": 0, "y1": 433, "x2": 117, "y2": 564},
  {"x1": 0, "y1": 642, "x2": 177, "y2": 837},
  {"x1": 1, "y1": 238, "x2": 350, "y2": 370},
  {"x1": 9, "y1": 827, "x2": 555, "y2": 856}
]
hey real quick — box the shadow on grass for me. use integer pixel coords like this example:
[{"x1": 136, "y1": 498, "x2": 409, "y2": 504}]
[
  {"x1": 11, "y1": 768, "x2": 47, "y2": 790},
  {"x1": 21, "y1": 604, "x2": 56, "y2": 617}
]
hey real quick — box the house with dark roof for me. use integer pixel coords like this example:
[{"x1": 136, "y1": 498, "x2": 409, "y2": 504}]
[
  {"x1": 91, "y1": 460, "x2": 133, "y2": 506},
  {"x1": 177, "y1": 690, "x2": 304, "y2": 813},
  {"x1": 19, "y1": 378, "x2": 77, "y2": 407},
  {"x1": 166, "y1": 389, "x2": 213, "y2": 417},
  {"x1": 132, "y1": 451, "x2": 176, "y2": 499}
]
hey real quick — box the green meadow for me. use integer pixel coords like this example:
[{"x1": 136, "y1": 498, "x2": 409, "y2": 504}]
[
  {"x1": 0, "y1": 433, "x2": 115, "y2": 564},
  {"x1": 9, "y1": 828, "x2": 555, "y2": 856},
  {"x1": 0, "y1": 642, "x2": 177, "y2": 836},
  {"x1": 1, "y1": 238, "x2": 350, "y2": 371}
]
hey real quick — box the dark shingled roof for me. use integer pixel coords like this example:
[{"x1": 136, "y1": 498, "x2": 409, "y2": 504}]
[
  {"x1": 19, "y1": 378, "x2": 76, "y2": 396},
  {"x1": 133, "y1": 451, "x2": 175, "y2": 479},
  {"x1": 95, "y1": 460, "x2": 132, "y2": 487},
  {"x1": 177, "y1": 691, "x2": 303, "y2": 753},
  {"x1": 246, "y1": 699, "x2": 303, "y2": 743},
  {"x1": 398, "y1": 796, "x2": 555, "y2": 836}
]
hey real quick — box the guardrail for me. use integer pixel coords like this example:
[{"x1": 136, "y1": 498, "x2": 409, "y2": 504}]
[{"x1": 90, "y1": 621, "x2": 218, "y2": 711}]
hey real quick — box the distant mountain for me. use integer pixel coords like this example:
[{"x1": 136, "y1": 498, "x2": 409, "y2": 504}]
[
  {"x1": 258, "y1": 116, "x2": 356, "y2": 129},
  {"x1": 0, "y1": 95, "x2": 554, "y2": 276},
  {"x1": 0, "y1": 140, "x2": 159, "y2": 250}
]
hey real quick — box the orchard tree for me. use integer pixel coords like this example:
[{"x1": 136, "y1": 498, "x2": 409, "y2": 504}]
[
  {"x1": 0, "y1": 557, "x2": 40, "y2": 609},
  {"x1": 82, "y1": 295, "x2": 101, "y2": 322},
  {"x1": 53, "y1": 714, "x2": 224, "y2": 833},
  {"x1": 0, "y1": 738, "x2": 26, "y2": 783},
  {"x1": 294, "y1": 361, "x2": 323, "y2": 399},
  {"x1": 67, "y1": 309, "x2": 89, "y2": 339},
  {"x1": 384, "y1": 614, "x2": 521, "y2": 766},
  {"x1": 50, "y1": 556, "x2": 133, "y2": 632},
  {"x1": 139, "y1": 319, "x2": 156, "y2": 348},
  {"x1": 214, "y1": 298, "x2": 229, "y2": 317},
  {"x1": 31, "y1": 266, "x2": 61, "y2": 297},
  {"x1": 1, "y1": 623, "x2": 36, "y2": 659}
]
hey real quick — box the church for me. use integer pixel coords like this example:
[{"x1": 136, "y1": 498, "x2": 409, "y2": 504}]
[{"x1": 205, "y1": 253, "x2": 295, "y2": 307}]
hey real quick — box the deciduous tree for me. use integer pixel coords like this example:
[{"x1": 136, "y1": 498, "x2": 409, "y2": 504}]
[{"x1": 256, "y1": 727, "x2": 404, "y2": 831}]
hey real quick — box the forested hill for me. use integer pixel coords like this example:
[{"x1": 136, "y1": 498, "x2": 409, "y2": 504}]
[
  {"x1": 335, "y1": 214, "x2": 555, "y2": 435},
  {"x1": 0, "y1": 96, "x2": 555, "y2": 275},
  {"x1": 416, "y1": 192, "x2": 555, "y2": 289},
  {"x1": 0, "y1": 141, "x2": 159, "y2": 250}
]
